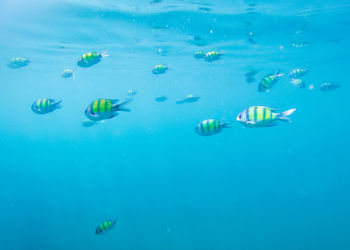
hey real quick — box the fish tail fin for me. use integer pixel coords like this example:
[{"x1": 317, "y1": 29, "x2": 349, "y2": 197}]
[
  {"x1": 222, "y1": 122, "x2": 232, "y2": 128},
  {"x1": 101, "y1": 51, "x2": 109, "y2": 58},
  {"x1": 275, "y1": 70, "x2": 284, "y2": 77},
  {"x1": 115, "y1": 98, "x2": 132, "y2": 112},
  {"x1": 279, "y1": 108, "x2": 296, "y2": 123},
  {"x1": 55, "y1": 100, "x2": 63, "y2": 109}
]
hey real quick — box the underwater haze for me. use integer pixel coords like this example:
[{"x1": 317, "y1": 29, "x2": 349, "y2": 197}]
[{"x1": 1, "y1": 0, "x2": 350, "y2": 249}]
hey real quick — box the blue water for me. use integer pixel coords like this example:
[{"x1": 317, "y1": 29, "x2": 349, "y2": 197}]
[{"x1": 1, "y1": 0, "x2": 350, "y2": 249}]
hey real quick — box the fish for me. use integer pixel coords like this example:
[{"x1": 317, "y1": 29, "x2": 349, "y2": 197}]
[
  {"x1": 237, "y1": 106, "x2": 296, "y2": 127},
  {"x1": 127, "y1": 89, "x2": 138, "y2": 96},
  {"x1": 152, "y1": 64, "x2": 168, "y2": 74},
  {"x1": 95, "y1": 219, "x2": 117, "y2": 235},
  {"x1": 204, "y1": 51, "x2": 222, "y2": 62},
  {"x1": 289, "y1": 68, "x2": 308, "y2": 78},
  {"x1": 176, "y1": 94, "x2": 200, "y2": 104},
  {"x1": 155, "y1": 95, "x2": 168, "y2": 102},
  {"x1": 82, "y1": 119, "x2": 98, "y2": 127},
  {"x1": 292, "y1": 42, "x2": 308, "y2": 48},
  {"x1": 7, "y1": 57, "x2": 30, "y2": 69},
  {"x1": 290, "y1": 78, "x2": 305, "y2": 88},
  {"x1": 85, "y1": 98, "x2": 132, "y2": 121},
  {"x1": 195, "y1": 119, "x2": 230, "y2": 136},
  {"x1": 258, "y1": 71, "x2": 284, "y2": 92},
  {"x1": 77, "y1": 51, "x2": 108, "y2": 68},
  {"x1": 31, "y1": 99, "x2": 62, "y2": 115},
  {"x1": 320, "y1": 82, "x2": 339, "y2": 91},
  {"x1": 61, "y1": 69, "x2": 74, "y2": 78},
  {"x1": 193, "y1": 51, "x2": 205, "y2": 59}
]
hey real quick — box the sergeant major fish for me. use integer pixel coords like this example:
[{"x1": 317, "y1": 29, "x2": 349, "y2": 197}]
[
  {"x1": 77, "y1": 51, "x2": 108, "y2": 68},
  {"x1": 195, "y1": 119, "x2": 230, "y2": 136},
  {"x1": 176, "y1": 94, "x2": 200, "y2": 104},
  {"x1": 95, "y1": 219, "x2": 117, "y2": 235},
  {"x1": 7, "y1": 57, "x2": 30, "y2": 69},
  {"x1": 31, "y1": 99, "x2": 62, "y2": 114},
  {"x1": 258, "y1": 71, "x2": 284, "y2": 92},
  {"x1": 290, "y1": 78, "x2": 305, "y2": 88},
  {"x1": 237, "y1": 106, "x2": 296, "y2": 127},
  {"x1": 320, "y1": 82, "x2": 339, "y2": 91},
  {"x1": 289, "y1": 68, "x2": 308, "y2": 78},
  {"x1": 85, "y1": 98, "x2": 132, "y2": 121},
  {"x1": 152, "y1": 64, "x2": 168, "y2": 74},
  {"x1": 204, "y1": 51, "x2": 222, "y2": 62}
]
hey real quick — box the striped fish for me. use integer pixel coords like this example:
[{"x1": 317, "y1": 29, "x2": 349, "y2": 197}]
[
  {"x1": 196, "y1": 119, "x2": 230, "y2": 136},
  {"x1": 258, "y1": 71, "x2": 284, "y2": 92},
  {"x1": 7, "y1": 57, "x2": 30, "y2": 69},
  {"x1": 204, "y1": 51, "x2": 222, "y2": 62},
  {"x1": 289, "y1": 68, "x2": 308, "y2": 78},
  {"x1": 176, "y1": 94, "x2": 200, "y2": 104},
  {"x1": 290, "y1": 78, "x2": 305, "y2": 88},
  {"x1": 237, "y1": 106, "x2": 296, "y2": 127},
  {"x1": 31, "y1": 99, "x2": 61, "y2": 114},
  {"x1": 77, "y1": 51, "x2": 108, "y2": 67},
  {"x1": 85, "y1": 98, "x2": 132, "y2": 121},
  {"x1": 193, "y1": 51, "x2": 205, "y2": 59},
  {"x1": 152, "y1": 64, "x2": 168, "y2": 74},
  {"x1": 320, "y1": 82, "x2": 339, "y2": 91},
  {"x1": 95, "y1": 219, "x2": 117, "y2": 235}
]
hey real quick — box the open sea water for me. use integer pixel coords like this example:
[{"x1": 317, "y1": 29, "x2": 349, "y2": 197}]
[{"x1": 0, "y1": 0, "x2": 349, "y2": 249}]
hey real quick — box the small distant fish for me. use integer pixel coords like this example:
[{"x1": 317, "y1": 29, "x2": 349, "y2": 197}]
[
  {"x1": 150, "y1": 0, "x2": 161, "y2": 3},
  {"x1": 292, "y1": 42, "x2": 308, "y2": 48},
  {"x1": 155, "y1": 95, "x2": 168, "y2": 102},
  {"x1": 95, "y1": 219, "x2": 117, "y2": 235},
  {"x1": 176, "y1": 94, "x2": 200, "y2": 104},
  {"x1": 258, "y1": 71, "x2": 284, "y2": 92},
  {"x1": 289, "y1": 68, "x2": 308, "y2": 78},
  {"x1": 193, "y1": 51, "x2": 205, "y2": 59},
  {"x1": 31, "y1": 99, "x2": 62, "y2": 115},
  {"x1": 198, "y1": 7, "x2": 211, "y2": 11},
  {"x1": 248, "y1": 32, "x2": 255, "y2": 44},
  {"x1": 82, "y1": 119, "x2": 98, "y2": 127},
  {"x1": 204, "y1": 51, "x2": 222, "y2": 62},
  {"x1": 290, "y1": 78, "x2": 305, "y2": 88},
  {"x1": 195, "y1": 119, "x2": 230, "y2": 136},
  {"x1": 320, "y1": 82, "x2": 339, "y2": 91},
  {"x1": 127, "y1": 89, "x2": 138, "y2": 96},
  {"x1": 7, "y1": 57, "x2": 30, "y2": 69},
  {"x1": 237, "y1": 106, "x2": 296, "y2": 127},
  {"x1": 77, "y1": 51, "x2": 108, "y2": 68},
  {"x1": 152, "y1": 64, "x2": 168, "y2": 74},
  {"x1": 61, "y1": 69, "x2": 74, "y2": 78},
  {"x1": 85, "y1": 98, "x2": 132, "y2": 121}
]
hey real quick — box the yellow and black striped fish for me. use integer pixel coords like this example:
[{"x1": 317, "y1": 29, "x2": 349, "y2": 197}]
[
  {"x1": 95, "y1": 219, "x2": 117, "y2": 235},
  {"x1": 31, "y1": 99, "x2": 61, "y2": 114},
  {"x1": 204, "y1": 51, "x2": 222, "y2": 62},
  {"x1": 196, "y1": 119, "x2": 230, "y2": 136},
  {"x1": 258, "y1": 71, "x2": 283, "y2": 92},
  {"x1": 85, "y1": 98, "x2": 132, "y2": 121},
  {"x1": 237, "y1": 106, "x2": 296, "y2": 127},
  {"x1": 77, "y1": 51, "x2": 108, "y2": 67}
]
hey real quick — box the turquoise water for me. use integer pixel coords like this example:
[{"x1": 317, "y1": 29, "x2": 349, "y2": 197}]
[{"x1": 1, "y1": 0, "x2": 350, "y2": 249}]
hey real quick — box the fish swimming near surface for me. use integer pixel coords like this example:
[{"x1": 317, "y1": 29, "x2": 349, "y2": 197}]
[
  {"x1": 320, "y1": 82, "x2": 339, "y2": 91},
  {"x1": 7, "y1": 57, "x2": 30, "y2": 69},
  {"x1": 152, "y1": 64, "x2": 168, "y2": 74},
  {"x1": 155, "y1": 95, "x2": 168, "y2": 102},
  {"x1": 195, "y1": 119, "x2": 230, "y2": 136},
  {"x1": 290, "y1": 78, "x2": 305, "y2": 88},
  {"x1": 289, "y1": 68, "x2": 308, "y2": 78},
  {"x1": 204, "y1": 51, "x2": 222, "y2": 62},
  {"x1": 176, "y1": 94, "x2": 200, "y2": 104},
  {"x1": 258, "y1": 71, "x2": 284, "y2": 92},
  {"x1": 61, "y1": 69, "x2": 74, "y2": 78},
  {"x1": 85, "y1": 98, "x2": 132, "y2": 121},
  {"x1": 127, "y1": 89, "x2": 138, "y2": 96},
  {"x1": 95, "y1": 219, "x2": 117, "y2": 235},
  {"x1": 31, "y1": 99, "x2": 62, "y2": 114},
  {"x1": 237, "y1": 106, "x2": 296, "y2": 127},
  {"x1": 77, "y1": 51, "x2": 108, "y2": 67}
]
